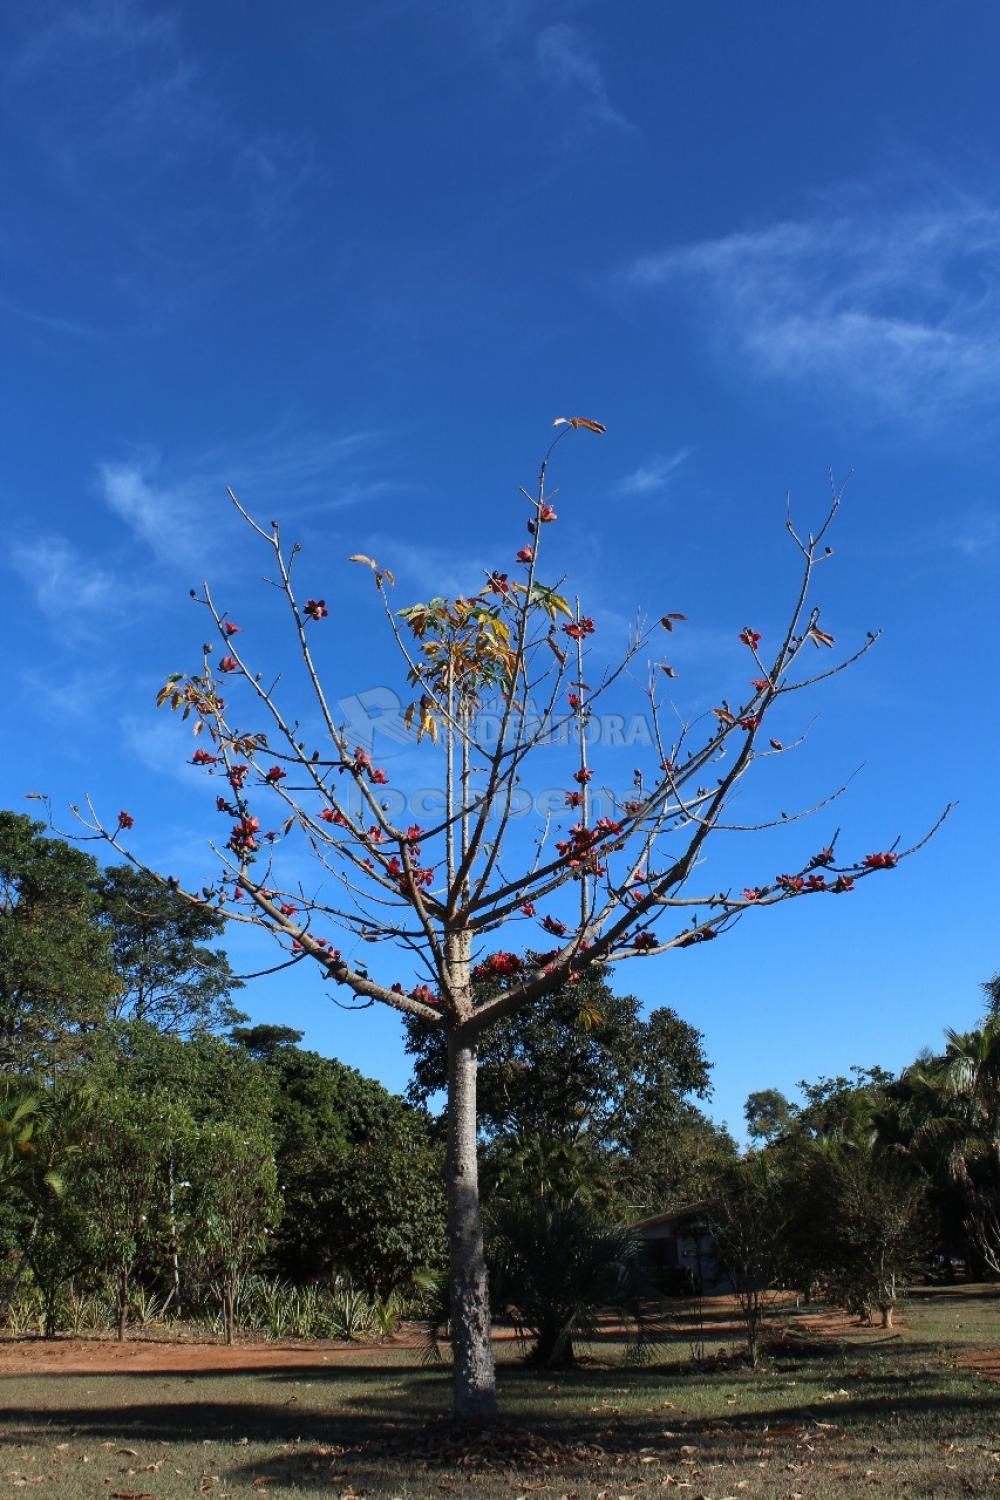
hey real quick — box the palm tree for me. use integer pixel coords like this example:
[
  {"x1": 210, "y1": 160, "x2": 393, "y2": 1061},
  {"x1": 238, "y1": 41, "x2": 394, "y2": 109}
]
[{"x1": 486, "y1": 1197, "x2": 652, "y2": 1367}]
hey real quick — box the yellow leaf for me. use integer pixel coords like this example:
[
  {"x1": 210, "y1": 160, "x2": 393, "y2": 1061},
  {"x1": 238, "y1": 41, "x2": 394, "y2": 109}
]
[{"x1": 349, "y1": 553, "x2": 377, "y2": 569}]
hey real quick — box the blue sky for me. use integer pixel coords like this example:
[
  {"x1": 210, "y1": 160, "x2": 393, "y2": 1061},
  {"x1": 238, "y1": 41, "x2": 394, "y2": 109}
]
[{"x1": 2, "y1": 0, "x2": 998, "y2": 1139}]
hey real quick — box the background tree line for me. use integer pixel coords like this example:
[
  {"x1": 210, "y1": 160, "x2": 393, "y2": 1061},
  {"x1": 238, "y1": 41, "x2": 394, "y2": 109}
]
[{"x1": 0, "y1": 812, "x2": 726, "y2": 1342}]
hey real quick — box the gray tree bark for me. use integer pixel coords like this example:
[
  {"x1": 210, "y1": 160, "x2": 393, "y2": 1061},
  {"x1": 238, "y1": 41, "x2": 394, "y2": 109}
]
[{"x1": 446, "y1": 1029, "x2": 497, "y2": 1420}]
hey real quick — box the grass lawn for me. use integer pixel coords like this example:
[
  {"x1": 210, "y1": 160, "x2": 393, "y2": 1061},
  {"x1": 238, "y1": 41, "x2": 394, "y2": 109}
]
[{"x1": 2, "y1": 1287, "x2": 1000, "y2": 1497}]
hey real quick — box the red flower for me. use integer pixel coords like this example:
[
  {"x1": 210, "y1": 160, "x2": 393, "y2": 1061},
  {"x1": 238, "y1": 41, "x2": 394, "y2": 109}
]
[
  {"x1": 539, "y1": 503, "x2": 557, "y2": 523},
  {"x1": 809, "y1": 847, "x2": 834, "y2": 867},
  {"x1": 117, "y1": 811, "x2": 134, "y2": 830},
  {"x1": 279, "y1": 902, "x2": 298, "y2": 916},
  {"x1": 223, "y1": 621, "x2": 241, "y2": 636},
  {"x1": 192, "y1": 749, "x2": 218, "y2": 765},
  {"x1": 738, "y1": 715, "x2": 761, "y2": 731},
  {"x1": 562, "y1": 616, "x2": 595, "y2": 641},
  {"x1": 486, "y1": 572, "x2": 510, "y2": 596},
  {"x1": 516, "y1": 545, "x2": 534, "y2": 563},
  {"x1": 805, "y1": 873, "x2": 827, "y2": 891},
  {"x1": 474, "y1": 951, "x2": 524, "y2": 979},
  {"x1": 391, "y1": 982, "x2": 404, "y2": 994},
  {"x1": 304, "y1": 598, "x2": 328, "y2": 621},
  {"x1": 751, "y1": 678, "x2": 771, "y2": 692},
  {"x1": 371, "y1": 767, "x2": 389, "y2": 785},
  {"x1": 519, "y1": 902, "x2": 536, "y2": 917},
  {"x1": 567, "y1": 692, "x2": 582, "y2": 710},
  {"x1": 228, "y1": 816, "x2": 260, "y2": 853},
  {"x1": 776, "y1": 873, "x2": 805, "y2": 892},
  {"x1": 265, "y1": 765, "x2": 286, "y2": 783},
  {"x1": 353, "y1": 746, "x2": 372, "y2": 773},
  {"x1": 573, "y1": 768, "x2": 593, "y2": 785},
  {"x1": 216, "y1": 796, "x2": 235, "y2": 814},
  {"x1": 367, "y1": 825, "x2": 385, "y2": 844},
  {"x1": 565, "y1": 790, "x2": 584, "y2": 808},
  {"x1": 833, "y1": 876, "x2": 854, "y2": 893},
  {"x1": 218, "y1": 655, "x2": 239, "y2": 673},
  {"x1": 411, "y1": 984, "x2": 438, "y2": 1005},
  {"x1": 541, "y1": 914, "x2": 568, "y2": 937},
  {"x1": 319, "y1": 807, "x2": 348, "y2": 826},
  {"x1": 405, "y1": 824, "x2": 424, "y2": 844},
  {"x1": 863, "y1": 851, "x2": 899, "y2": 870},
  {"x1": 739, "y1": 627, "x2": 762, "y2": 649},
  {"x1": 633, "y1": 931, "x2": 658, "y2": 951},
  {"x1": 743, "y1": 887, "x2": 763, "y2": 902},
  {"x1": 229, "y1": 765, "x2": 249, "y2": 789},
  {"x1": 768, "y1": 738, "x2": 783, "y2": 751}
]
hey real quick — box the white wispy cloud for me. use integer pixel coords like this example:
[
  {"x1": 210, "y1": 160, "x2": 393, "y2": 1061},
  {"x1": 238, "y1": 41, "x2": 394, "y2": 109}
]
[
  {"x1": 9, "y1": 534, "x2": 118, "y2": 621},
  {"x1": 536, "y1": 23, "x2": 633, "y2": 131},
  {"x1": 96, "y1": 427, "x2": 386, "y2": 564},
  {"x1": 615, "y1": 448, "x2": 692, "y2": 497},
  {"x1": 3, "y1": 1, "x2": 318, "y2": 281},
  {"x1": 621, "y1": 193, "x2": 1000, "y2": 426}
]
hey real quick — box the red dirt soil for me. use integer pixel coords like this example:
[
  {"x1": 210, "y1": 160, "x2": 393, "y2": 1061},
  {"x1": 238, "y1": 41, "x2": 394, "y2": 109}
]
[{"x1": 0, "y1": 1334, "x2": 388, "y2": 1375}]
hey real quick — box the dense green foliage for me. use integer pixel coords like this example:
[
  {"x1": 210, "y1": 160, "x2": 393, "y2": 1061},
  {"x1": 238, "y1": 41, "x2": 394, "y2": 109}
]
[{"x1": 405, "y1": 964, "x2": 733, "y2": 1217}]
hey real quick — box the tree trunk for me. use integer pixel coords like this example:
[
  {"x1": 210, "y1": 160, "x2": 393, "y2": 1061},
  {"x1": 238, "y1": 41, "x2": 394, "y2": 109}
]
[
  {"x1": 224, "y1": 1277, "x2": 235, "y2": 1345},
  {"x1": 117, "y1": 1269, "x2": 128, "y2": 1342},
  {"x1": 0, "y1": 1207, "x2": 42, "y2": 1322},
  {"x1": 881, "y1": 1304, "x2": 894, "y2": 1329},
  {"x1": 445, "y1": 1030, "x2": 497, "y2": 1421}
]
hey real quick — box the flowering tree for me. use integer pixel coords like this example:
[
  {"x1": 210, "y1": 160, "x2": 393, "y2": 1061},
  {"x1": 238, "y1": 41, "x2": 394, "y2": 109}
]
[{"x1": 75, "y1": 419, "x2": 948, "y2": 1419}]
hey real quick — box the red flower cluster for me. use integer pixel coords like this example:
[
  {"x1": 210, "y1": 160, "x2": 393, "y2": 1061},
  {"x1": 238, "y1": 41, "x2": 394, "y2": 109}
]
[
  {"x1": 371, "y1": 767, "x2": 389, "y2": 785},
  {"x1": 633, "y1": 932, "x2": 658, "y2": 951},
  {"x1": 265, "y1": 765, "x2": 286, "y2": 783},
  {"x1": 863, "y1": 852, "x2": 899, "y2": 870},
  {"x1": 739, "y1": 627, "x2": 762, "y2": 649},
  {"x1": 743, "y1": 887, "x2": 763, "y2": 902},
  {"x1": 229, "y1": 765, "x2": 249, "y2": 789},
  {"x1": 555, "y1": 816, "x2": 623, "y2": 867},
  {"x1": 192, "y1": 749, "x2": 218, "y2": 766},
  {"x1": 562, "y1": 617, "x2": 595, "y2": 641},
  {"x1": 541, "y1": 914, "x2": 568, "y2": 937},
  {"x1": 228, "y1": 815, "x2": 260, "y2": 854},
  {"x1": 739, "y1": 715, "x2": 761, "y2": 731},
  {"x1": 319, "y1": 807, "x2": 348, "y2": 827},
  {"x1": 776, "y1": 873, "x2": 805, "y2": 892},
  {"x1": 804, "y1": 873, "x2": 827, "y2": 891},
  {"x1": 573, "y1": 768, "x2": 593, "y2": 785},
  {"x1": 117, "y1": 811, "x2": 134, "y2": 830},
  {"x1": 411, "y1": 984, "x2": 438, "y2": 1005},
  {"x1": 473, "y1": 951, "x2": 524, "y2": 981},
  {"x1": 516, "y1": 545, "x2": 534, "y2": 564},
  {"x1": 218, "y1": 656, "x2": 238, "y2": 673},
  {"x1": 809, "y1": 847, "x2": 835, "y2": 867},
  {"x1": 304, "y1": 598, "x2": 328, "y2": 621},
  {"x1": 833, "y1": 876, "x2": 855, "y2": 893}
]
